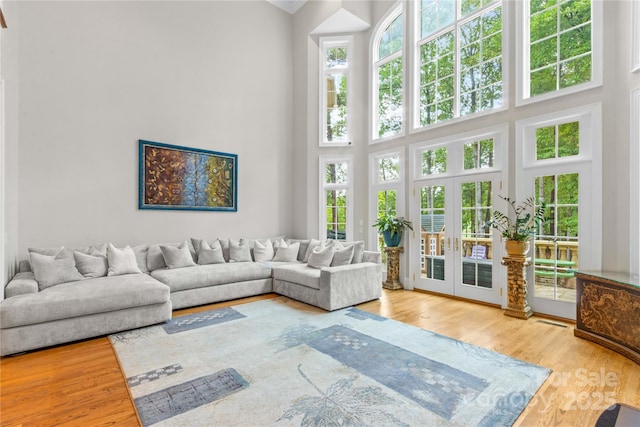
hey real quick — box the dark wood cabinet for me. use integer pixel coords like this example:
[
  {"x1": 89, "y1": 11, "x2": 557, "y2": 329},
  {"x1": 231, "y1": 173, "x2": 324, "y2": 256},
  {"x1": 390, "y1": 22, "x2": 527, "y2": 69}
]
[{"x1": 575, "y1": 271, "x2": 640, "y2": 364}]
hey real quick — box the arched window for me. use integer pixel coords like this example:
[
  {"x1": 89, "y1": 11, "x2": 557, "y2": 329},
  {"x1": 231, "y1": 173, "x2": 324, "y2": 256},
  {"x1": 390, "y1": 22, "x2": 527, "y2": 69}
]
[{"x1": 372, "y1": 5, "x2": 404, "y2": 142}]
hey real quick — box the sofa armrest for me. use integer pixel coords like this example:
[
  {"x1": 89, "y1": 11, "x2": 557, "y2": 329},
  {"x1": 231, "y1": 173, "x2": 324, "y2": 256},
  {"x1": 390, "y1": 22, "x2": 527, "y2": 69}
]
[
  {"x1": 5, "y1": 272, "x2": 39, "y2": 298},
  {"x1": 320, "y1": 262, "x2": 381, "y2": 285},
  {"x1": 362, "y1": 251, "x2": 381, "y2": 264},
  {"x1": 318, "y1": 262, "x2": 382, "y2": 310}
]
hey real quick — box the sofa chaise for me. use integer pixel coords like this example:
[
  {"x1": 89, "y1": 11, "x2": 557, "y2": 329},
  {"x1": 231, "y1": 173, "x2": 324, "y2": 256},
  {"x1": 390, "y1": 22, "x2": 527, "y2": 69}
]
[{"x1": 0, "y1": 237, "x2": 382, "y2": 356}]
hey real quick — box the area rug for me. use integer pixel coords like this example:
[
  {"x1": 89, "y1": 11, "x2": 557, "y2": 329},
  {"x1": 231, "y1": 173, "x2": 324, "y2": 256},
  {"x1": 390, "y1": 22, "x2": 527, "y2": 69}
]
[{"x1": 110, "y1": 297, "x2": 551, "y2": 426}]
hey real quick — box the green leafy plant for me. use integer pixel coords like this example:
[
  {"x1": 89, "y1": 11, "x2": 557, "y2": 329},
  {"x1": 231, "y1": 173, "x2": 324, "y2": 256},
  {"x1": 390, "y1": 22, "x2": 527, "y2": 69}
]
[
  {"x1": 372, "y1": 213, "x2": 413, "y2": 236},
  {"x1": 488, "y1": 196, "x2": 546, "y2": 242}
]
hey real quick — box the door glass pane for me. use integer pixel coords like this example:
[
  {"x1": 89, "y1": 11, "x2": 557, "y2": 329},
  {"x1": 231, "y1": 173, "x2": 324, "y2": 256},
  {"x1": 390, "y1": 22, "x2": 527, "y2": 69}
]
[
  {"x1": 420, "y1": 185, "x2": 446, "y2": 280},
  {"x1": 460, "y1": 181, "x2": 493, "y2": 288},
  {"x1": 534, "y1": 173, "x2": 579, "y2": 302},
  {"x1": 326, "y1": 189, "x2": 347, "y2": 241}
]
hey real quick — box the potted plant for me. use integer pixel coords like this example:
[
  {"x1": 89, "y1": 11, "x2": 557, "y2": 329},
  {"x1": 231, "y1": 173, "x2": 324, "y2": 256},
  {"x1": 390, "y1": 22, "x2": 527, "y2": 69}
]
[
  {"x1": 372, "y1": 214, "x2": 413, "y2": 247},
  {"x1": 488, "y1": 195, "x2": 546, "y2": 256}
]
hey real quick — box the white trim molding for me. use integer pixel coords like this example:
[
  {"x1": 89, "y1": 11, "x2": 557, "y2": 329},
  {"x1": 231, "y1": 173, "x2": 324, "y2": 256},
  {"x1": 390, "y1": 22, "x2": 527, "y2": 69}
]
[
  {"x1": 319, "y1": 155, "x2": 354, "y2": 241},
  {"x1": 319, "y1": 36, "x2": 353, "y2": 147},
  {"x1": 631, "y1": 88, "x2": 640, "y2": 276},
  {"x1": 633, "y1": 1, "x2": 640, "y2": 73}
]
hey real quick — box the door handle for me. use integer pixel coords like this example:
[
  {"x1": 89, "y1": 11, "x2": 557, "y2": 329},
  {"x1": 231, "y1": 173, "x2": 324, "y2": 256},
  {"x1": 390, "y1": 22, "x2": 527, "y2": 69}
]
[
  {"x1": 455, "y1": 238, "x2": 459, "y2": 251},
  {"x1": 447, "y1": 238, "x2": 451, "y2": 250}
]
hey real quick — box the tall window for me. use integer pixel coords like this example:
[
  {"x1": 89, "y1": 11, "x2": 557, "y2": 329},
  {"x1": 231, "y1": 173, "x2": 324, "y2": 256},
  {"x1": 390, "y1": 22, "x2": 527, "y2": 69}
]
[
  {"x1": 320, "y1": 156, "x2": 353, "y2": 241},
  {"x1": 517, "y1": 104, "x2": 602, "y2": 306},
  {"x1": 320, "y1": 37, "x2": 352, "y2": 146},
  {"x1": 373, "y1": 7, "x2": 404, "y2": 141},
  {"x1": 518, "y1": 0, "x2": 602, "y2": 104},
  {"x1": 416, "y1": 0, "x2": 503, "y2": 128},
  {"x1": 370, "y1": 150, "x2": 404, "y2": 253}
]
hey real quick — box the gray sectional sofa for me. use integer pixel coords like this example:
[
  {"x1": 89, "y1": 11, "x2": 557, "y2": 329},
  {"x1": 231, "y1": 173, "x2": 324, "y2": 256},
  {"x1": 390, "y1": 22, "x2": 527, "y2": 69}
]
[{"x1": 0, "y1": 237, "x2": 381, "y2": 356}]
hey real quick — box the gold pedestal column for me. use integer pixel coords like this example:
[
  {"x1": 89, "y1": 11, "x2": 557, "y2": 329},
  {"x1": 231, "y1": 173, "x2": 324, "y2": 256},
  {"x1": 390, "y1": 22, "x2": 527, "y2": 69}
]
[
  {"x1": 501, "y1": 256, "x2": 533, "y2": 319},
  {"x1": 383, "y1": 246, "x2": 403, "y2": 290}
]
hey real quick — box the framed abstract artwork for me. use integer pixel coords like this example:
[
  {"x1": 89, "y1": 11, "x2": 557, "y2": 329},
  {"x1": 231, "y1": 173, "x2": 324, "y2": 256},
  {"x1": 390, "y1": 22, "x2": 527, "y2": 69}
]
[{"x1": 139, "y1": 140, "x2": 237, "y2": 211}]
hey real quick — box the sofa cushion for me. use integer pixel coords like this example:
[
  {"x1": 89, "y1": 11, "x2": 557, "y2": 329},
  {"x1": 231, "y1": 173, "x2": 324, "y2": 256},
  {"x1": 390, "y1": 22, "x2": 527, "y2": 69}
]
[
  {"x1": 161, "y1": 241, "x2": 196, "y2": 269},
  {"x1": 272, "y1": 240, "x2": 299, "y2": 262},
  {"x1": 308, "y1": 244, "x2": 335, "y2": 269},
  {"x1": 196, "y1": 239, "x2": 226, "y2": 265},
  {"x1": 107, "y1": 244, "x2": 143, "y2": 276},
  {"x1": 341, "y1": 241, "x2": 365, "y2": 264},
  {"x1": 229, "y1": 238, "x2": 252, "y2": 263},
  {"x1": 5, "y1": 272, "x2": 39, "y2": 297},
  {"x1": 273, "y1": 264, "x2": 322, "y2": 290},
  {"x1": 150, "y1": 263, "x2": 272, "y2": 292},
  {"x1": 148, "y1": 242, "x2": 196, "y2": 271},
  {"x1": 29, "y1": 251, "x2": 85, "y2": 290},
  {"x1": 253, "y1": 239, "x2": 275, "y2": 262},
  {"x1": 331, "y1": 245, "x2": 355, "y2": 266},
  {"x1": 286, "y1": 239, "x2": 310, "y2": 261},
  {"x1": 0, "y1": 274, "x2": 169, "y2": 329},
  {"x1": 74, "y1": 250, "x2": 108, "y2": 278},
  {"x1": 303, "y1": 239, "x2": 322, "y2": 262}
]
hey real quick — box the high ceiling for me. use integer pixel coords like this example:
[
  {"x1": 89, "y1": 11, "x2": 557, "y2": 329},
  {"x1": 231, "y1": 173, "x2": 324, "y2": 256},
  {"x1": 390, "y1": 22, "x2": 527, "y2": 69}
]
[{"x1": 266, "y1": 0, "x2": 308, "y2": 14}]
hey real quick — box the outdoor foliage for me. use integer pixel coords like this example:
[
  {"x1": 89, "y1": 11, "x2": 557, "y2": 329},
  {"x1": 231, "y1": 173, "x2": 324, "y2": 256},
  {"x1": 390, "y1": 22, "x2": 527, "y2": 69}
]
[
  {"x1": 377, "y1": 14, "x2": 404, "y2": 138},
  {"x1": 529, "y1": 0, "x2": 592, "y2": 96},
  {"x1": 418, "y1": 2, "x2": 503, "y2": 127},
  {"x1": 325, "y1": 46, "x2": 348, "y2": 142}
]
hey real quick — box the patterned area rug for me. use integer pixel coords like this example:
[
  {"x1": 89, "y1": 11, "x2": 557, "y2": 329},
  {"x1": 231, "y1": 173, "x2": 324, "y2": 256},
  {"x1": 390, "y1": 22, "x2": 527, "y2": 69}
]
[{"x1": 110, "y1": 297, "x2": 551, "y2": 426}]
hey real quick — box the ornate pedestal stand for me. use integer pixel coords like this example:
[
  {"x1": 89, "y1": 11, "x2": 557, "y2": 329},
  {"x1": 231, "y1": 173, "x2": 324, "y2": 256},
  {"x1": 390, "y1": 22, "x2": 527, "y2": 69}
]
[
  {"x1": 501, "y1": 256, "x2": 533, "y2": 319},
  {"x1": 383, "y1": 246, "x2": 403, "y2": 290}
]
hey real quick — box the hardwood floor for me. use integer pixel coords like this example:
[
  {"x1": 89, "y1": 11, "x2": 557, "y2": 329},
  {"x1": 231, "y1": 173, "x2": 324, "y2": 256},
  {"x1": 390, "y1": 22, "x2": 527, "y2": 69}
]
[{"x1": 1, "y1": 291, "x2": 638, "y2": 426}]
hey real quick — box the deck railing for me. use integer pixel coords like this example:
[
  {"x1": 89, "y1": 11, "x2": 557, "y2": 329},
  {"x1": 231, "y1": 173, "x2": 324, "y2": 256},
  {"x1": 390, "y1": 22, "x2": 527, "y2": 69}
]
[{"x1": 459, "y1": 237, "x2": 579, "y2": 268}]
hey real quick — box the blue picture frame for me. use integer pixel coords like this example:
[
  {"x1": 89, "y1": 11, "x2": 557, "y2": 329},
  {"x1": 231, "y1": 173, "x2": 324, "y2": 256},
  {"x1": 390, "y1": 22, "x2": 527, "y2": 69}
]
[{"x1": 139, "y1": 140, "x2": 238, "y2": 212}]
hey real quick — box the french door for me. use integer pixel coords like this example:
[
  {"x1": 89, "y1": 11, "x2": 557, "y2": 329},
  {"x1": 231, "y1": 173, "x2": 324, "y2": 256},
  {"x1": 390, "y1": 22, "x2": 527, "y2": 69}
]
[{"x1": 413, "y1": 172, "x2": 503, "y2": 305}]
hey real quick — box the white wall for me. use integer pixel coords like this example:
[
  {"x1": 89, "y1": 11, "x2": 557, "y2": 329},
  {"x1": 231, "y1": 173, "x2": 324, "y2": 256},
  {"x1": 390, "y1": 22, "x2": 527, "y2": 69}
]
[
  {"x1": 14, "y1": 1, "x2": 294, "y2": 257},
  {"x1": 1, "y1": 0, "x2": 19, "y2": 299}
]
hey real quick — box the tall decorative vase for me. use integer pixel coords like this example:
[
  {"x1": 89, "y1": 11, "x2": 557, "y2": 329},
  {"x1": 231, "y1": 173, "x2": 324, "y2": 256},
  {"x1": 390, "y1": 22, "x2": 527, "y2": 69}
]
[{"x1": 382, "y1": 231, "x2": 402, "y2": 247}]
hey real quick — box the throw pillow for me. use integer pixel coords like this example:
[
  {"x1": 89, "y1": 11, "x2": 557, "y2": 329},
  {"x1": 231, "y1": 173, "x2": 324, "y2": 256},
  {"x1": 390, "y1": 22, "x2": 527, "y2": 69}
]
[
  {"x1": 146, "y1": 244, "x2": 167, "y2": 272},
  {"x1": 28, "y1": 247, "x2": 67, "y2": 257},
  {"x1": 29, "y1": 251, "x2": 85, "y2": 290},
  {"x1": 74, "y1": 250, "x2": 108, "y2": 278},
  {"x1": 303, "y1": 239, "x2": 322, "y2": 263},
  {"x1": 133, "y1": 244, "x2": 150, "y2": 274},
  {"x1": 307, "y1": 243, "x2": 335, "y2": 269},
  {"x1": 160, "y1": 241, "x2": 196, "y2": 269},
  {"x1": 272, "y1": 240, "x2": 300, "y2": 262},
  {"x1": 341, "y1": 241, "x2": 365, "y2": 263},
  {"x1": 148, "y1": 242, "x2": 196, "y2": 271},
  {"x1": 229, "y1": 238, "x2": 252, "y2": 263},
  {"x1": 216, "y1": 238, "x2": 231, "y2": 262},
  {"x1": 286, "y1": 239, "x2": 310, "y2": 261},
  {"x1": 331, "y1": 245, "x2": 355, "y2": 266},
  {"x1": 253, "y1": 239, "x2": 275, "y2": 262},
  {"x1": 107, "y1": 244, "x2": 143, "y2": 276},
  {"x1": 197, "y1": 240, "x2": 226, "y2": 265}
]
